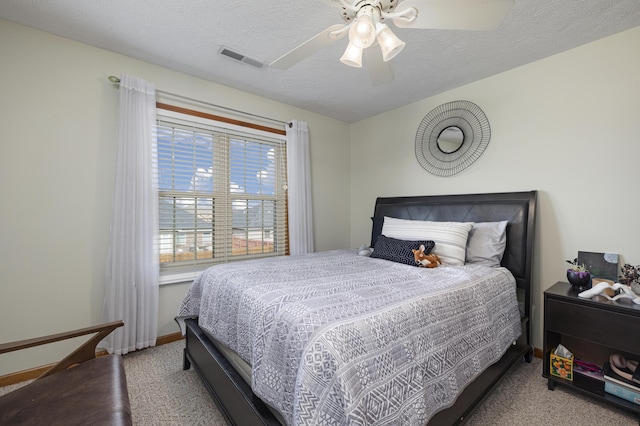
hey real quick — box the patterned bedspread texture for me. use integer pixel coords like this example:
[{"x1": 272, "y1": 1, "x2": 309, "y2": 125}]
[{"x1": 177, "y1": 250, "x2": 521, "y2": 425}]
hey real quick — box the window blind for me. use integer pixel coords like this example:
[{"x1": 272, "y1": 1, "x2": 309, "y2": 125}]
[{"x1": 157, "y1": 115, "x2": 287, "y2": 270}]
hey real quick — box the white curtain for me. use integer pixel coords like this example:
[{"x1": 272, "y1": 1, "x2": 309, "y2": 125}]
[
  {"x1": 286, "y1": 120, "x2": 314, "y2": 255},
  {"x1": 103, "y1": 74, "x2": 159, "y2": 355}
]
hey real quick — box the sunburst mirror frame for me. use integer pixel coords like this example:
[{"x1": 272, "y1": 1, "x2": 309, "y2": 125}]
[{"x1": 415, "y1": 100, "x2": 491, "y2": 177}]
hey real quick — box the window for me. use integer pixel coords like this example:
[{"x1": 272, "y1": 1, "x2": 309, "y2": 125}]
[{"x1": 157, "y1": 110, "x2": 287, "y2": 271}]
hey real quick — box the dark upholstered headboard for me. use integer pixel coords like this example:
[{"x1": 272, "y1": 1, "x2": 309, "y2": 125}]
[{"x1": 370, "y1": 191, "x2": 537, "y2": 326}]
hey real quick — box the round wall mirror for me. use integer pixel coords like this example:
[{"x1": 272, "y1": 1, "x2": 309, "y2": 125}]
[
  {"x1": 437, "y1": 126, "x2": 464, "y2": 153},
  {"x1": 415, "y1": 100, "x2": 491, "y2": 177}
]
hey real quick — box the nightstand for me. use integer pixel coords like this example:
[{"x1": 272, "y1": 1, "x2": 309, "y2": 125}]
[{"x1": 543, "y1": 281, "x2": 640, "y2": 420}]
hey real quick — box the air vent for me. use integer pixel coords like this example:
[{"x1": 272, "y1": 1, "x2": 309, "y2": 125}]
[{"x1": 219, "y1": 46, "x2": 265, "y2": 68}]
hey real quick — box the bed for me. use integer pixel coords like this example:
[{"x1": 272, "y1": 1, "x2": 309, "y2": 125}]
[{"x1": 178, "y1": 191, "x2": 537, "y2": 425}]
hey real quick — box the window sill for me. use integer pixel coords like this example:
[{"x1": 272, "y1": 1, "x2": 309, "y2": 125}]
[
  {"x1": 159, "y1": 270, "x2": 202, "y2": 286},
  {"x1": 159, "y1": 253, "x2": 285, "y2": 285}
]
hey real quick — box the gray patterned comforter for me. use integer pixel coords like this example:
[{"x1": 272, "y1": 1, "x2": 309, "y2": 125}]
[{"x1": 177, "y1": 249, "x2": 521, "y2": 425}]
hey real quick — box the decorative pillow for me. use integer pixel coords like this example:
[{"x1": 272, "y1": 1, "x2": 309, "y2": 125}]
[
  {"x1": 371, "y1": 235, "x2": 435, "y2": 266},
  {"x1": 466, "y1": 221, "x2": 508, "y2": 267},
  {"x1": 381, "y1": 217, "x2": 474, "y2": 266}
]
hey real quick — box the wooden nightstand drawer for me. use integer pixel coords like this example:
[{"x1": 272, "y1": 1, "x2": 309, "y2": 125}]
[{"x1": 546, "y1": 299, "x2": 640, "y2": 354}]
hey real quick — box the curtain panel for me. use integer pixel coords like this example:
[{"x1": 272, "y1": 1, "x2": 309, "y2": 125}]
[
  {"x1": 286, "y1": 120, "x2": 314, "y2": 255},
  {"x1": 103, "y1": 74, "x2": 159, "y2": 355}
]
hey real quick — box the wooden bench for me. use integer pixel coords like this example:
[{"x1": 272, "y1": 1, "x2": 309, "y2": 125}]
[{"x1": 0, "y1": 321, "x2": 132, "y2": 425}]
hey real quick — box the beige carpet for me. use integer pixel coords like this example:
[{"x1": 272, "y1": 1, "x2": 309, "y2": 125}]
[{"x1": 2, "y1": 341, "x2": 637, "y2": 425}]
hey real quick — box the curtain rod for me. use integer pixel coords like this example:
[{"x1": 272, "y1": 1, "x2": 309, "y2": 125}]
[{"x1": 108, "y1": 75, "x2": 291, "y2": 128}]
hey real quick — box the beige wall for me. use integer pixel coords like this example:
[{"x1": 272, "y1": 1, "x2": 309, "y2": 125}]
[
  {"x1": 0, "y1": 19, "x2": 351, "y2": 374},
  {"x1": 350, "y1": 26, "x2": 640, "y2": 351}
]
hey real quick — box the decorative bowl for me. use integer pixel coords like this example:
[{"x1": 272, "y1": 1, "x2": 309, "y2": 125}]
[{"x1": 567, "y1": 269, "x2": 591, "y2": 291}]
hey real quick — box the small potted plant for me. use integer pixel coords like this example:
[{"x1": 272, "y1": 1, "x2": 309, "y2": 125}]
[
  {"x1": 566, "y1": 258, "x2": 591, "y2": 290},
  {"x1": 619, "y1": 263, "x2": 640, "y2": 295}
]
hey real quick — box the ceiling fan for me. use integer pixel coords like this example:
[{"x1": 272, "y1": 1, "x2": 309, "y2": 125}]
[{"x1": 269, "y1": 0, "x2": 514, "y2": 85}]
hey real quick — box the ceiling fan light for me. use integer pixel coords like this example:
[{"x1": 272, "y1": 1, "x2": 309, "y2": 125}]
[
  {"x1": 376, "y1": 23, "x2": 406, "y2": 62},
  {"x1": 349, "y1": 9, "x2": 376, "y2": 48},
  {"x1": 340, "y1": 42, "x2": 363, "y2": 68}
]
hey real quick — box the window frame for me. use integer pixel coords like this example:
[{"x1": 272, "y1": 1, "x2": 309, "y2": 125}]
[{"x1": 156, "y1": 107, "x2": 288, "y2": 284}]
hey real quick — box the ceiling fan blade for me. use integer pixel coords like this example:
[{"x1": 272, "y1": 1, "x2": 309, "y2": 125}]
[
  {"x1": 364, "y1": 48, "x2": 394, "y2": 86},
  {"x1": 393, "y1": 0, "x2": 514, "y2": 30},
  {"x1": 320, "y1": 0, "x2": 355, "y2": 10},
  {"x1": 269, "y1": 24, "x2": 347, "y2": 70}
]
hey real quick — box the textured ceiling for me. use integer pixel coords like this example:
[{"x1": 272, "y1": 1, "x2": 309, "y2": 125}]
[{"x1": 1, "y1": 0, "x2": 639, "y2": 122}]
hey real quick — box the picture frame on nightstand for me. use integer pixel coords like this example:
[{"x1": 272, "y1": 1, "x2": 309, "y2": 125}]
[{"x1": 578, "y1": 251, "x2": 619, "y2": 282}]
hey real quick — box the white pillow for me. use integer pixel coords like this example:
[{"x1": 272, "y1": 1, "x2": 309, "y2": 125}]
[
  {"x1": 381, "y1": 217, "x2": 474, "y2": 266},
  {"x1": 465, "y1": 221, "x2": 508, "y2": 267}
]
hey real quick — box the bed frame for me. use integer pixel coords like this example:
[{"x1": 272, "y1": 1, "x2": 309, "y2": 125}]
[{"x1": 182, "y1": 190, "x2": 537, "y2": 425}]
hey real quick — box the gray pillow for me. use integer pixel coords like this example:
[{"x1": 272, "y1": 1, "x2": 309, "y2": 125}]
[{"x1": 465, "y1": 221, "x2": 508, "y2": 267}]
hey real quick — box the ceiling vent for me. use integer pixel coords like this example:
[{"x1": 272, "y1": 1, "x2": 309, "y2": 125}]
[{"x1": 219, "y1": 46, "x2": 265, "y2": 68}]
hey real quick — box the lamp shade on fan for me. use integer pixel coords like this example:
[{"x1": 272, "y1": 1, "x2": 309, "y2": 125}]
[
  {"x1": 349, "y1": 7, "x2": 376, "y2": 48},
  {"x1": 376, "y1": 23, "x2": 405, "y2": 62},
  {"x1": 340, "y1": 41, "x2": 364, "y2": 67}
]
